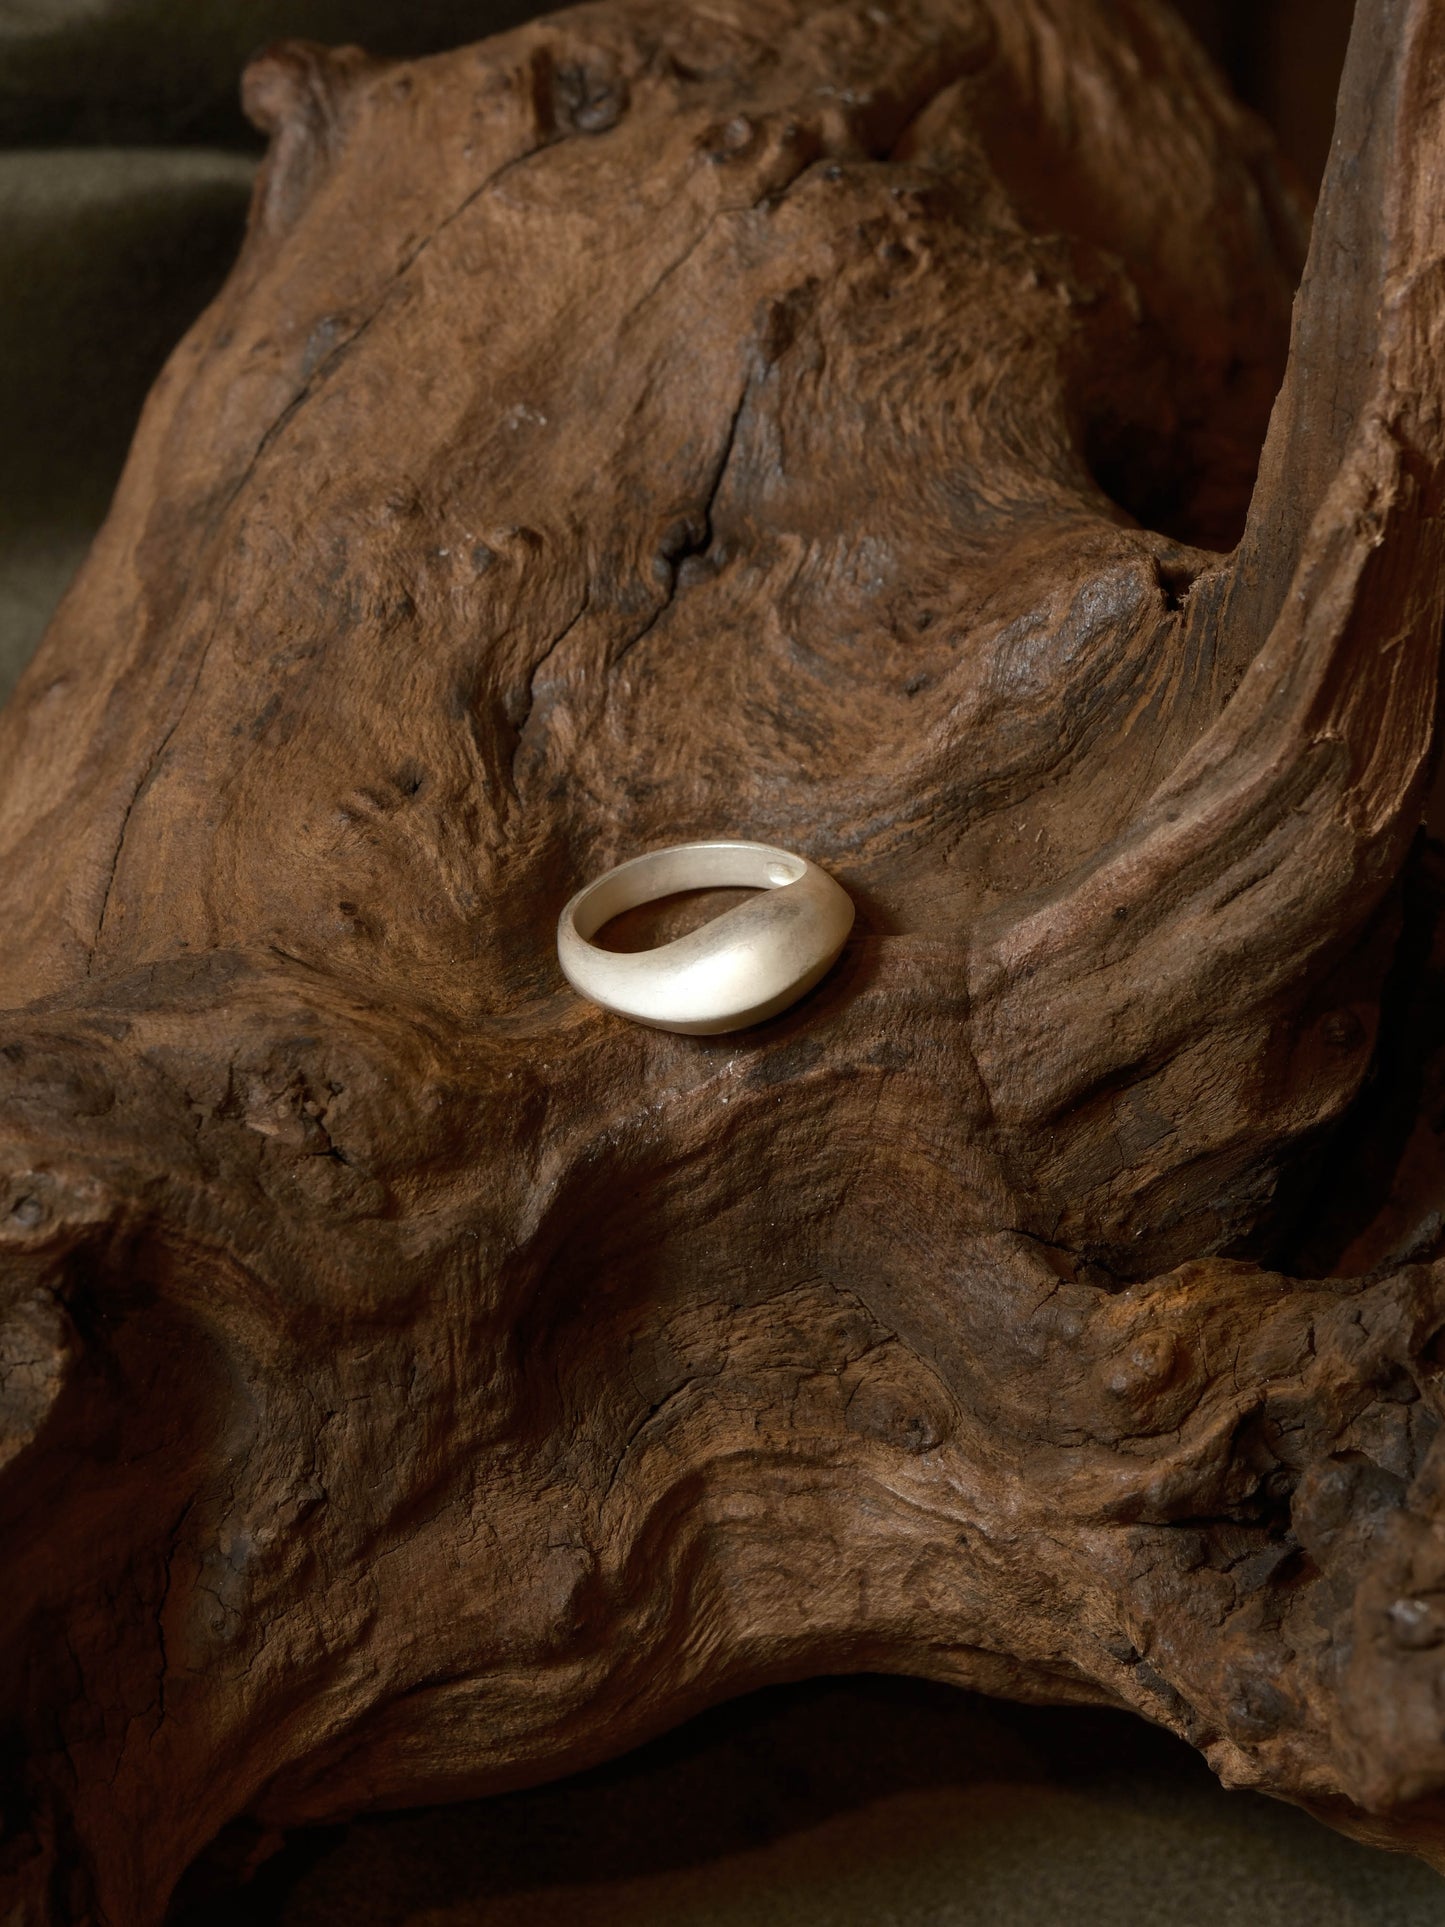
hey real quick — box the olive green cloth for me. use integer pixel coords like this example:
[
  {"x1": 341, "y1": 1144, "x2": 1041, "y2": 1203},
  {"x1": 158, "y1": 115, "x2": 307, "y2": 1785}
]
[
  {"x1": 3, "y1": 4, "x2": 1439, "y2": 1924},
  {"x1": 0, "y1": 0, "x2": 537, "y2": 143},
  {"x1": 0, "y1": 143, "x2": 255, "y2": 692},
  {"x1": 174, "y1": 1681, "x2": 1445, "y2": 1927}
]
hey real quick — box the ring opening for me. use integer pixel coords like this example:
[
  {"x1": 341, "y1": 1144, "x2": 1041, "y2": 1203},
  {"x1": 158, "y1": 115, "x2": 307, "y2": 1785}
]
[
  {"x1": 593, "y1": 886, "x2": 759, "y2": 954},
  {"x1": 570, "y1": 842, "x2": 807, "y2": 943}
]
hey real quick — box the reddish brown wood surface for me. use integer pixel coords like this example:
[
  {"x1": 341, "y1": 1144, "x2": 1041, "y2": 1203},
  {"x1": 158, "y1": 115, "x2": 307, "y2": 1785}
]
[{"x1": 4, "y1": 0, "x2": 1445, "y2": 1919}]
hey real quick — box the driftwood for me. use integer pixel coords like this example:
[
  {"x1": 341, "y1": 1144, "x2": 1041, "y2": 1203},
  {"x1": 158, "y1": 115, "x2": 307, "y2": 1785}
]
[{"x1": 4, "y1": 0, "x2": 1445, "y2": 1917}]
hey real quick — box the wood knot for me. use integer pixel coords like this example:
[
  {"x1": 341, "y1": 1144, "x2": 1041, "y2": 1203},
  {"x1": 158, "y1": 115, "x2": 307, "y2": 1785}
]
[
  {"x1": 242, "y1": 40, "x2": 375, "y2": 139},
  {"x1": 1103, "y1": 1330, "x2": 1181, "y2": 1405},
  {"x1": 0, "y1": 1166, "x2": 112, "y2": 1251},
  {"x1": 1385, "y1": 1593, "x2": 1445, "y2": 1652},
  {"x1": 701, "y1": 114, "x2": 759, "y2": 161},
  {"x1": 1227, "y1": 1674, "x2": 1290, "y2": 1739},
  {"x1": 552, "y1": 55, "x2": 629, "y2": 134},
  {"x1": 845, "y1": 1374, "x2": 950, "y2": 1454},
  {"x1": 1321, "y1": 1009, "x2": 1366, "y2": 1052},
  {"x1": 242, "y1": 41, "x2": 380, "y2": 234}
]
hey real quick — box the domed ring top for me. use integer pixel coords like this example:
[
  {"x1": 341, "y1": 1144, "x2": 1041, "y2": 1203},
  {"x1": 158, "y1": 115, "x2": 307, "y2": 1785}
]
[{"x1": 556, "y1": 840, "x2": 855, "y2": 1035}]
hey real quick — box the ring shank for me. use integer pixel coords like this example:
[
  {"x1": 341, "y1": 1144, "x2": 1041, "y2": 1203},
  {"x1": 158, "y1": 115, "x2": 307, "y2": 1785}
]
[{"x1": 557, "y1": 840, "x2": 853, "y2": 1035}]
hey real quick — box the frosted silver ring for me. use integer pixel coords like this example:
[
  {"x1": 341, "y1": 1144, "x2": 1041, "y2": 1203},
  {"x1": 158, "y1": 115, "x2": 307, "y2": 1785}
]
[{"x1": 557, "y1": 840, "x2": 855, "y2": 1035}]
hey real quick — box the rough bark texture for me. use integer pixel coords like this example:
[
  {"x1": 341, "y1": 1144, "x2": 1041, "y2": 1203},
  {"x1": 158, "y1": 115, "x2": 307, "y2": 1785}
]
[{"x1": 3, "y1": 0, "x2": 1445, "y2": 1918}]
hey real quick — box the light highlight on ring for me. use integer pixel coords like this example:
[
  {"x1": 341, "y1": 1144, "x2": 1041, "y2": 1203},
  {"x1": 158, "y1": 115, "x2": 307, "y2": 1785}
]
[{"x1": 556, "y1": 840, "x2": 855, "y2": 1035}]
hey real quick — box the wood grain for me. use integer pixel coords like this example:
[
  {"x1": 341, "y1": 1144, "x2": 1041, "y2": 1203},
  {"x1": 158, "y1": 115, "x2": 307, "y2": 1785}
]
[{"x1": 3, "y1": 0, "x2": 1445, "y2": 1918}]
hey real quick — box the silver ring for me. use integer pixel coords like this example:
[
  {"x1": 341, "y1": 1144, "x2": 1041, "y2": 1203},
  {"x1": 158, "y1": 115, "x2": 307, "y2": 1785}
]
[{"x1": 557, "y1": 840, "x2": 855, "y2": 1035}]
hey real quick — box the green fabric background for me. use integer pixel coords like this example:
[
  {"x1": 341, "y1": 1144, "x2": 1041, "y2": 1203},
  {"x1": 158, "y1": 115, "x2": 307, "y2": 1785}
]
[
  {"x1": 2, "y1": 3, "x2": 1435, "y2": 1922},
  {"x1": 170, "y1": 1680, "x2": 1445, "y2": 1926}
]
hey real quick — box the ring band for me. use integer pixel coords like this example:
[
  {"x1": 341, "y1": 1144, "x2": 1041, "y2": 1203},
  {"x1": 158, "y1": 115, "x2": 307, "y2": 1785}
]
[{"x1": 557, "y1": 840, "x2": 855, "y2": 1035}]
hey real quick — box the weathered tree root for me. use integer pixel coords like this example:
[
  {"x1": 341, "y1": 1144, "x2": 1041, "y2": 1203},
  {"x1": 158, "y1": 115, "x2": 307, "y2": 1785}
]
[{"x1": 4, "y1": 0, "x2": 1445, "y2": 1918}]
